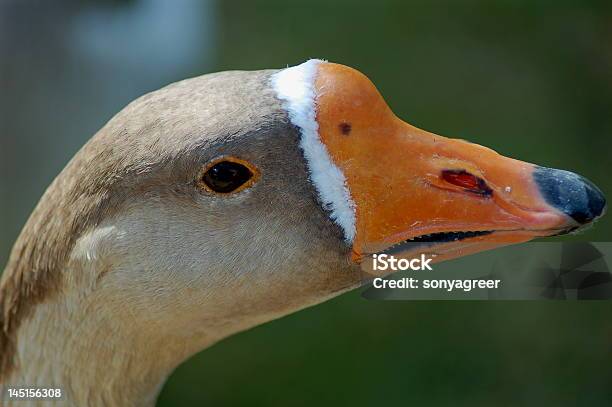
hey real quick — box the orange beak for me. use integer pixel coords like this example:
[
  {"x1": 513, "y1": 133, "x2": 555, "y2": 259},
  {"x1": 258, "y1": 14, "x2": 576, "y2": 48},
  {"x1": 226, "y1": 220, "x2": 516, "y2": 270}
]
[{"x1": 314, "y1": 63, "x2": 606, "y2": 270}]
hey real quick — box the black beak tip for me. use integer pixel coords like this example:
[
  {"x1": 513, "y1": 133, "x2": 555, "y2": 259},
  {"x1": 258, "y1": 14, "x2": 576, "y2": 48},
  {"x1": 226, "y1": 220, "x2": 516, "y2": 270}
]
[{"x1": 534, "y1": 166, "x2": 607, "y2": 225}]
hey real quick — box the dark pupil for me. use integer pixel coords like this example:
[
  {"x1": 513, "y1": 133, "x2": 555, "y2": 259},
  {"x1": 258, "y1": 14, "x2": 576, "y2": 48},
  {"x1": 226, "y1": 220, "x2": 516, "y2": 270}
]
[{"x1": 203, "y1": 161, "x2": 253, "y2": 193}]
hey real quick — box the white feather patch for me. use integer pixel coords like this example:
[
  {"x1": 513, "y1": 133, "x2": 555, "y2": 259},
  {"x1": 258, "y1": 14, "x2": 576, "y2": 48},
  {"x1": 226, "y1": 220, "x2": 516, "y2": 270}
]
[{"x1": 271, "y1": 59, "x2": 356, "y2": 242}]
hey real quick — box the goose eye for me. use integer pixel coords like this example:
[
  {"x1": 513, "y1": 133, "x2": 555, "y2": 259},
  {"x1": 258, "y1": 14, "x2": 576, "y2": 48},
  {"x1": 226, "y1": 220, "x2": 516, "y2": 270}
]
[{"x1": 199, "y1": 158, "x2": 259, "y2": 194}]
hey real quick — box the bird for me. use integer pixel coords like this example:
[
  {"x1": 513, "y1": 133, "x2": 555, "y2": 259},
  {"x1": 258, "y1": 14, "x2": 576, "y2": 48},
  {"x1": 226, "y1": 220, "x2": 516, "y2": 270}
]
[{"x1": 0, "y1": 59, "x2": 606, "y2": 406}]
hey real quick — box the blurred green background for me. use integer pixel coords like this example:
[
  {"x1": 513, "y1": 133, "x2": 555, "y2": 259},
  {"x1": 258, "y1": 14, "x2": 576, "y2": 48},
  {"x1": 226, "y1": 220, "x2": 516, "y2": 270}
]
[{"x1": 1, "y1": 1, "x2": 612, "y2": 405}]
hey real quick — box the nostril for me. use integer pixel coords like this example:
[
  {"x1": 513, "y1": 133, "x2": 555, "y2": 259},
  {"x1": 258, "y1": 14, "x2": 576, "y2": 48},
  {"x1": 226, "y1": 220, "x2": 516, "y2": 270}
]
[
  {"x1": 441, "y1": 169, "x2": 492, "y2": 197},
  {"x1": 534, "y1": 166, "x2": 607, "y2": 225}
]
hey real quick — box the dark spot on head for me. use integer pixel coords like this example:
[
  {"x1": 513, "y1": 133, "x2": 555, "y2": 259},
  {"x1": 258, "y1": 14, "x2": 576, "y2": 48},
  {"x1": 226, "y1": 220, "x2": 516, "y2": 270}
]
[{"x1": 339, "y1": 122, "x2": 352, "y2": 135}]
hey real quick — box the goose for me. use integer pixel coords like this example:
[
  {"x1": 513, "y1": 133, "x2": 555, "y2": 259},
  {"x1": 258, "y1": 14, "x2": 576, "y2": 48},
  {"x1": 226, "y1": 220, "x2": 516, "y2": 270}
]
[{"x1": 0, "y1": 59, "x2": 606, "y2": 406}]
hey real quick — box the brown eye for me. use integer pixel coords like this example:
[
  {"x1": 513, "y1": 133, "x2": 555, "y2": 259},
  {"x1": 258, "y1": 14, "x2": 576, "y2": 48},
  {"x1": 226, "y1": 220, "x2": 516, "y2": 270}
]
[{"x1": 198, "y1": 157, "x2": 259, "y2": 194}]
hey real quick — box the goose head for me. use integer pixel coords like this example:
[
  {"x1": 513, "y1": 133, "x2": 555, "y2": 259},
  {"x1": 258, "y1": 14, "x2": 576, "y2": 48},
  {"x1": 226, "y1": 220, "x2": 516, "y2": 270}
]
[{"x1": 0, "y1": 59, "x2": 606, "y2": 404}]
